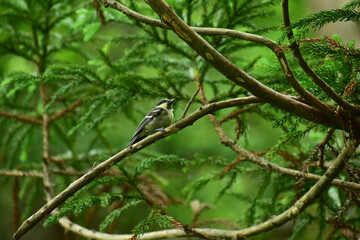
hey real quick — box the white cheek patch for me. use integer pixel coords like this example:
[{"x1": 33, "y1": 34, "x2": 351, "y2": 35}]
[{"x1": 145, "y1": 115, "x2": 153, "y2": 119}]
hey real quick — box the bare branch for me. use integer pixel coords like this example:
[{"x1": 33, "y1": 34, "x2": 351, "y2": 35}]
[
  {"x1": 180, "y1": 88, "x2": 199, "y2": 119},
  {"x1": 94, "y1": 0, "x2": 106, "y2": 25},
  {"x1": 0, "y1": 170, "x2": 43, "y2": 178},
  {"x1": 49, "y1": 99, "x2": 83, "y2": 122},
  {"x1": 0, "y1": 110, "x2": 42, "y2": 125}
]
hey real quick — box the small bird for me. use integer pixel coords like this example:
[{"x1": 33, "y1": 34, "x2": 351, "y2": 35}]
[{"x1": 127, "y1": 99, "x2": 175, "y2": 147}]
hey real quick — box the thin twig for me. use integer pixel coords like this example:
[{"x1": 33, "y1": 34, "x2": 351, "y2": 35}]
[
  {"x1": 0, "y1": 169, "x2": 43, "y2": 178},
  {"x1": 94, "y1": 0, "x2": 106, "y2": 25},
  {"x1": 0, "y1": 111, "x2": 42, "y2": 125},
  {"x1": 49, "y1": 99, "x2": 83, "y2": 122},
  {"x1": 219, "y1": 108, "x2": 246, "y2": 124},
  {"x1": 180, "y1": 88, "x2": 200, "y2": 119}
]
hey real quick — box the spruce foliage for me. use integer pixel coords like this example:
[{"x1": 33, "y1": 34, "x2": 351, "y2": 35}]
[{"x1": 1, "y1": 0, "x2": 360, "y2": 239}]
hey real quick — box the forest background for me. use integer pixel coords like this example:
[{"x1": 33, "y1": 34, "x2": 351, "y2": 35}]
[{"x1": 1, "y1": 0, "x2": 360, "y2": 239}]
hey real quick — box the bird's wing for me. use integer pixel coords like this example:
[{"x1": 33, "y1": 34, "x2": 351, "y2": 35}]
[{"x1": 127, "y1": 107, "x2": 164, "y2": 147}]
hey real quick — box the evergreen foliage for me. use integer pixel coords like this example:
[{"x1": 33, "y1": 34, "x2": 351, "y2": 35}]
[{"x1": 1, "y1": 0, "x2": 360, "y2": 239}]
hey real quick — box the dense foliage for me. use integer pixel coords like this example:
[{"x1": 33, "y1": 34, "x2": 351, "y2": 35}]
[{"x1": 0, "y1": 0, "x2": 359, "y2": 239}]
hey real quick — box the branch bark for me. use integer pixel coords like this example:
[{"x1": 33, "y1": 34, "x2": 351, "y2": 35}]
[
  {"x1": 49, "y1": 99, "x2": 83, "y2": 122},
  {"x1": 0, "y1": 170, "x2": 43, "y2": 178},
  {"x1": 39, "y1": 83, "x2": 54, "y2": 202},
  {"x1": 0, "y1": 110, "x2": 42, "y2": 125}
]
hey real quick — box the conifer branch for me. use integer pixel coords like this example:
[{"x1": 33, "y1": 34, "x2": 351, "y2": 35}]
[
  {"x1": 197, "y1": 72, "x2": 360, "y2": 192},
  {"x1": 37, "y1": 139, "x2": 360, "y2": 240},
  {"x1": 281, "y1": 0, "x2": 360, "y2": 115},
  {"x1": 210, "y1": 116, "x2": 360, "y2": 191},
  {"x1": 0, "y1": 110, "x2": 42, "y2": 125},
  {"x1": 101, "y1": 0, "x2": 338, "y2": 120},
  {"x1": 106, "y1": 0, "x2": 360, "y2": 134},
  {"x1": 13, "y1": 96, "x2": 260, "y2": 240},
  {"x1": 49, "y1": 99, "x2": 83, "y2": 122},
  {"x1": 207, "y1": 113, "x2": 359, "y2": 238},
  {"x1": 0, "y1": 170, "x2": 43, "y2": 178},
  {"x1": 101, "y1": 0, "x2": 359, "y2": 121}
]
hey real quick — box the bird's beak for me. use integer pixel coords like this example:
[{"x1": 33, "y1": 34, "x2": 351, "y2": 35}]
[{"x1": 169, "y1": 99, "x2": 175, "y2": 104}]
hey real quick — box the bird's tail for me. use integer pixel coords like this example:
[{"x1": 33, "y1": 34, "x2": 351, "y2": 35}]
[{"x1": 126, "y1": 135, "x2": 145, "y2": 148}]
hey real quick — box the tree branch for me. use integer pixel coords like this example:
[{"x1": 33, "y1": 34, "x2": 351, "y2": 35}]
[
  {"x1": 13, "y1": 96, "x2": 260, "y2": 240},
  {"x1": 0, "y1": 110, "x2": 42, "y2": 125},
  {"x1": 281, "y1": 0, "x2": 360, "y2": 115},
  {"x1": 49, "y1": 99, "x2": 83, "y2": 122},
  {"x1": 43, "y1": 136, "x2": 359, "y2": 240},
  {"x1": 211, "y1": 117, "x2": 360, "y2": 191},
  {"x1": 39, "y1": 82, "x2": 54, "y2": 202},
  {"x1": 101, "y1": 0, "x2": 339, "y2": 121},
  {"x1": 116, "y1": 0, "x2": 357, "y2": 133},
  {"x1": 0, "y1": 170, "x2": 43, "y2": 178},
  {"x1": 180, "y1": 88, "x2": 199, "y2": 119}
]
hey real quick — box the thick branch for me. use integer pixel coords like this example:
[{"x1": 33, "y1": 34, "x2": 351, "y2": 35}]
[
  {"x1": 135, "y1": 1, "x2": 352, "y2": 132},
  {"x1": 102, "y1": 0, "x2": 338, "y2": 122},
  {"x1": 281, "y1": 0, "x2": 360, "y2": 115},
  {"x1": 13, "y1": 96, "x2": 260, "y2": 240},
  {"x1": 0, "y1": 110, "x2": 42, "y2": 125}
]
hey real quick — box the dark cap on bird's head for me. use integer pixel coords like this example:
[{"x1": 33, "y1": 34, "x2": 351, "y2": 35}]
[{"x1": 155, "y1": 99, "x2": 175, "y2": 109}]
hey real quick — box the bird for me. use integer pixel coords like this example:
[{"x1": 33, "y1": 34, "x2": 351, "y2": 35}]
[{"x1": 127, "y1": 99, "x2": 175, "y2": 147}]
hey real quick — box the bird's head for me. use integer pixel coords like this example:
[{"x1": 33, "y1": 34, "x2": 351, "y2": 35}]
[{"x1": 156, "y1": 99, "x2": 175, "y2": 110}]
